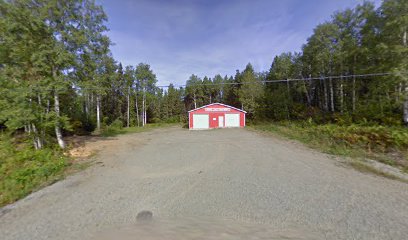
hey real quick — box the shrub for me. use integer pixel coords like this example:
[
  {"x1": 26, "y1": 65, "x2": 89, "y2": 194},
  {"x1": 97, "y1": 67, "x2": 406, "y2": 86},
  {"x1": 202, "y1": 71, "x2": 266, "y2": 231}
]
[
  {"x1": 0, "y1": 134, "x2": 68, "y2": 206},
  {"x1": 110, "y1": 119, "x2": 123, "y2": 130},
  {"x1": 252, "y1": 121, "x2": 408, "y2": 168}
]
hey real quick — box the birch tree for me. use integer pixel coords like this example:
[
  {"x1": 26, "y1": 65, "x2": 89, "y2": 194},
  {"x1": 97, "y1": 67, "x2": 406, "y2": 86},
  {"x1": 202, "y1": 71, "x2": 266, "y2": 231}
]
[{"x1": 135, "y1": 63, "x2": 157, "y2": 126}]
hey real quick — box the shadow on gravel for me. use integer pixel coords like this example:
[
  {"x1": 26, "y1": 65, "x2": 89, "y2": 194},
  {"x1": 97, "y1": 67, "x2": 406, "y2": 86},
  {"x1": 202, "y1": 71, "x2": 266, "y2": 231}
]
[{"x1": 90, "y1": 211, "x2": 324, "y2": 240}]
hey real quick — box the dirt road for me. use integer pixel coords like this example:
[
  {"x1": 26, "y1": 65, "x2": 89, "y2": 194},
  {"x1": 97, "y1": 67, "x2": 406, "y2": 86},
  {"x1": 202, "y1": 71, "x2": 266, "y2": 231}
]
[{"x1": 1, "y1": 127, "x2": 408, "y2": 239}]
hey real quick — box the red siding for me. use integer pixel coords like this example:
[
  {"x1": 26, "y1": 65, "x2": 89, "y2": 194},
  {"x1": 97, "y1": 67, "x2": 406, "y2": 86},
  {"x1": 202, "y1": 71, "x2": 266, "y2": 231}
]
[
  {"x1": 208, "y1": 112, "x2": 225, "y2": 128},
  {"x1": 189, "y1": 103, "x2": 246, "y2": 129},
  {"x1": 189, "y1": 112, "x2": 193, "y2": 129}
]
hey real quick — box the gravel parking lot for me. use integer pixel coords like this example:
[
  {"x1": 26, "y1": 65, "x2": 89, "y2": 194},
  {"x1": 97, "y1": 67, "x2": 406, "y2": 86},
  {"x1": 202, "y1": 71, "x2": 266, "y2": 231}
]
[{"x1": 1, "y1": 127, "x2": 408, "y2": 239}]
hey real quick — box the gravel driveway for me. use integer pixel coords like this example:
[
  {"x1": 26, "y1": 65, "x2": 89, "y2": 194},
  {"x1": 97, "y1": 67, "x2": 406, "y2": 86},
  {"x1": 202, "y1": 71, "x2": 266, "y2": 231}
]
[{"x1": 1, "y1": 127, "x2": 408, "y2": 239}]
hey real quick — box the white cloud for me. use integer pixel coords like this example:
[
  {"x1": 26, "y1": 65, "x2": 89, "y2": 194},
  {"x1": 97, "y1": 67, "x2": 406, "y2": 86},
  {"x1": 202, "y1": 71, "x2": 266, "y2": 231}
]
[{"x1": 100, "y1": 0, "x2": 381, "y2": 86}]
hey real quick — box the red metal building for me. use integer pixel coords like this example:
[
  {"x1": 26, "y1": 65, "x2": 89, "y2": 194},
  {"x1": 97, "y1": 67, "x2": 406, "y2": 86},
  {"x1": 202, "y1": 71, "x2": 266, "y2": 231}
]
[{"x1": 188, "y1": 103, "x2": 246, "y2": 130}]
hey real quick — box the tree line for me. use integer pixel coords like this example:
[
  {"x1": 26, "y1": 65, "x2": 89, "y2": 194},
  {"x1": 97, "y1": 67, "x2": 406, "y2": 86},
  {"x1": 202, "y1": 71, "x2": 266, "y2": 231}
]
[
  {"x1": 184, "y1": 0, "x2": 407, "y2": 125},
  {"x1": 0, "y1": 0, "x2": 172, "y2": 149},
  {"x1": 0, "y1": 0, "x2": 407, "y2": 150}
]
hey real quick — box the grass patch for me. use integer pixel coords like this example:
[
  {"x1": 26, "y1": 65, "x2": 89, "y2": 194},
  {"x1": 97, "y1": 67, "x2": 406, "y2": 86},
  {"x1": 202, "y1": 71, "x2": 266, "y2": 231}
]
[
  {"x1": 250, "y1": 121, "x2": 408, "y2": 170},
  {"x1": 348, "y1": 161, "x2": 403, "y2": 181},
  {"x1": 98, "y1": 122, "x2": 181, "y2": 137},
  {"x1": 0, "y1": 134, "x2": 69, "y2": 207}
]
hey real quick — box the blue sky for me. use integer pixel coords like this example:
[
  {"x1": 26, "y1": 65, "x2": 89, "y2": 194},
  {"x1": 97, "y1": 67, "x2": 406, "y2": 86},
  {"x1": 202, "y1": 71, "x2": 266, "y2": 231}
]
[{"x1": 96, "y1": 0, "x2": 381, "y2": 86}]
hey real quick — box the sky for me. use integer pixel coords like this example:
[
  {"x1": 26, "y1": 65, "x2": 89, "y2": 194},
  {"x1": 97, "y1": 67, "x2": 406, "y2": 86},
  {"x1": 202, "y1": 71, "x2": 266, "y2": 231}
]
[{"x1": 96, "y1": 0, "x2": 382, "y2": 86}]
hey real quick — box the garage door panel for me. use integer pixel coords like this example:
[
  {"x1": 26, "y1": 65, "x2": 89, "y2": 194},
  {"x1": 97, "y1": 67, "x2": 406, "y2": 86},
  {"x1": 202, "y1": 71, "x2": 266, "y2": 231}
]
[
  {"x1": 225, "y1": 114, "x2": 240, "y2": 127},
  {"x1": 193, "y1": 114, "x2": 209, "y2": 129}
]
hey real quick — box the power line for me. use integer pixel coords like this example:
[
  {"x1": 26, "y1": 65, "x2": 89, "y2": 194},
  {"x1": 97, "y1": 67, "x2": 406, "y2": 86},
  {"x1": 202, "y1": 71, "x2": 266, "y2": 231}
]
[
  {"x1": 3, "y1": 72, "x2": 406, "y2": 93},
  {"x1": 157, "y1": 72, "x2": 404, "y2": 88}
]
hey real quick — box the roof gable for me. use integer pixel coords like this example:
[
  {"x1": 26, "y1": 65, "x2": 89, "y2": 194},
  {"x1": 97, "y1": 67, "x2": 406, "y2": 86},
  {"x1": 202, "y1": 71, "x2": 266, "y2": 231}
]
[{"x1": 188, "y1": 103, "x2": 247, "y2": 113}]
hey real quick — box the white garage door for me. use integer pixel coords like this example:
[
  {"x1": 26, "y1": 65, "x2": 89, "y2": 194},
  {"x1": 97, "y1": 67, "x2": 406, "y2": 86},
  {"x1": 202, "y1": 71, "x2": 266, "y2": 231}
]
[
  {"x1": 225, "y1": 114, "x2": 240, "y2": 127},
  {"x1": 193, "y1": 114, "x2": 209, "y2": 129}
]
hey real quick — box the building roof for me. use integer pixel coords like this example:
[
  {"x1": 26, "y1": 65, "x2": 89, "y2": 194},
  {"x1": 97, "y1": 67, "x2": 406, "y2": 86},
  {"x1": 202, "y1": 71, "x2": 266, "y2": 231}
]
[{"x1": 188, "y1": 103, "x2": 247, "y2": 113}]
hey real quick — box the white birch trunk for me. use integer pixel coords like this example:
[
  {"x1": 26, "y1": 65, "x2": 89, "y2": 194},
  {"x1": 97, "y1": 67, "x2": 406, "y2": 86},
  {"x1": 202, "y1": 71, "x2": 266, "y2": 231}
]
[
  {"x1": 85, "y1": 93, "x2": 89, "y2": 117},
  {"x1": 403, "y1": 29, "x2": 408, "y2": 125},
  {"x1": 54, "y1": 92, "x2": 65, "y2": 149},
  {"x1": 302, "y1": 79, "x2": 311, "y2": 106},
  {"x1": 352, "y1": 55, "x2": 357, "y2": 112},
  {"x1": 329, "y1": 76, "x2": 334, "y2": 112},
  {"x1": 193, "y1": 93, "x2": 197, "y2": 109},
  {"x1": 32, "y1": 123, "x2": 42, "y2": 149},
  {"x1": 323, "y1": 78, "x2": 328, "y2": 112},
  {"x1": 352, "y1": 76, "x2": 356, "y2": 112},
  {"x1": 142, "y1": 88, "x2": 146, "y2": 126},
  {"x1": 145, "y1": 94, "x2": 147, "y2": 125},
  {"x1": 340, "y1": 81, "x2": 344, "y2": 113},
  {"x1": 96, "y1": 95, "x2": 101, "y2": 131},
  {"x1": 46, "y1": 99, "x2": 50, "y2": 114},
  {"x1": 127, "y1": 87, "x2": 130, "y2": 128},
  {"x1": 135, "y1": 94, "x2": 140, "y2": 127},
  {"x1": 404, "y1": 87, "x2": 408, "y2": 125}
]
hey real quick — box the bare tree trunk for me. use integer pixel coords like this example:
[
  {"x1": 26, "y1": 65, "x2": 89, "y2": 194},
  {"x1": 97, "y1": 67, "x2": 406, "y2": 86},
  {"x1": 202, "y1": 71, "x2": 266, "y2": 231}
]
[
  {"x1": 404, "y1": 86, "x2": 408, "y2": 125},
  {"x1": 403, "y1": 28, "x2": 408, "y2": 125},
  {"x1": 340, "y1": 81, "x2": 344, "y2": 114},
  {"x1": 32, "y1": 123, "x2": 39, "y2": 150},
  {"x1": 142, "y1": 88, "x2": 146, "y2": 126},
  {"x1": 46, "y1": 99, "x2": 50, "y2": 114},
  {"x1": 193, "y1": 93, "x2": 197, "y2": 109},
  {"x1": 352, "y1": 55, "x2": 358, "y2": 112},
  {"x1": 32, "y1": 123, "x2": 42, "y2": 149},
  {"x1": 145, "y1": 94, "x2": 147, "y2": 125},
  {"x1": 135, "y1": 93, "x2": 140, "y2": 127},
  {"x1": 302, "y1": 78, "x2": 311, "y2": 106},
  {"x1": 85, "y1": 93, "x2": 89, "y2": 117},
  {"x1": 54, "y1": 91, "x2": 65, "y2": 149},
  {"x1": 323, "y1": 77, "x2": 328, "y2": 111},
  {"x1": 329, "y1": 75, "x2": 334, "y2": 112},
  {"x1": 91, "y1": 93, "x2": 94, "y2": 113},
  {"x1": 286, "y1": 79, "x2": 291, "y2": 119},
  {"x1": 396, "y1": 83, "x2": 402, "y2": 102},
  {"x1": 96, "y1": 95, "x2": 101, "y2": 131},
  {"x1": 35, "y1": 95, "x2": 43, "y2": 149},
  {"x1": 144, "y1": 109, "x2": 147, "y2": 125},
  {"x1": 339, "y1": 64, "x2": 344, "y2": 113},
  {"x1": 43, "y1": 99, "x2": 50, "y2": 146},
  {"x1": 127, "y1": 87, "x2": 130, "y2": 127}
]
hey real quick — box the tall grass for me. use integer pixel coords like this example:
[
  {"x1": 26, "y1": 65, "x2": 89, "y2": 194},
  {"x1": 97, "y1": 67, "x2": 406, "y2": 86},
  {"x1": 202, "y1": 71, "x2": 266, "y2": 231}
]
[
  {"x1": 251, "y1": 121, "x2": 408, "y2": 170},
  {"x1": 99, "y1": 122, "x2": 181, "y2": 137},
  {"x1": 0, "y1": 134, "x2": 68, "y2": 206}
]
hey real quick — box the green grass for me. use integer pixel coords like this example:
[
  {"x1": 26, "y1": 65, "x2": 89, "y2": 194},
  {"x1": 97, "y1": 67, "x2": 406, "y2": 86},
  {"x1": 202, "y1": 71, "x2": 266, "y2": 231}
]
[
  {"x1": 250, "y1": 121, "x2": 408, "y2": 171},
  {"x1": 0, "y1": 134, "x2": 69, "y2": 207},
  {"x1": 98, "y1": 122, "x2": 181, "y2": 137}
]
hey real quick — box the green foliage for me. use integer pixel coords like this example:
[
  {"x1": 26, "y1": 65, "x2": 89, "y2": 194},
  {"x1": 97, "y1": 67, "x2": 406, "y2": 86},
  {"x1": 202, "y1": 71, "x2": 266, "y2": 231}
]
[
  {"x1": 317, "y1": 124, "x2": 408, "y2": 152},
  {"x1": 256, "y1": 0, "x2": 408, "y2": 125},
  {"x1": 99, "y1": 123, "x2": 178, "y2": 137},
  {"x1": 0, "y1": 134, "x2": 68, "y2": 206},
  {"x1": 252, "y1": 122, "x2": 408, "y2": 169},
  {"x1": 110, "y1": 119, "x2": 124, "y2": 130},
  {"x1": 238, "y1": 63, "x2": 263, "y2": 118}
]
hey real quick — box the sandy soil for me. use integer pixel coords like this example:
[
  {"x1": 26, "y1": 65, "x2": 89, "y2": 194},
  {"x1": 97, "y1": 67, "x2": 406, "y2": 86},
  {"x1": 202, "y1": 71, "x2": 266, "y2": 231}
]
[{"x1": 1, "y1": 127, "x2": 408, "y2": 240}]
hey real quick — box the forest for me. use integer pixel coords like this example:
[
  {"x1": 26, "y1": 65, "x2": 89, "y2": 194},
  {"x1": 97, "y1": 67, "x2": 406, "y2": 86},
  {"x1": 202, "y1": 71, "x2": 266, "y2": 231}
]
[
  {"x1": 0, "y1": 0, "x2": 407, "y2": 202},
  {"x1": 1, "y1": 0, "x2": 407, "y2": 150}
]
